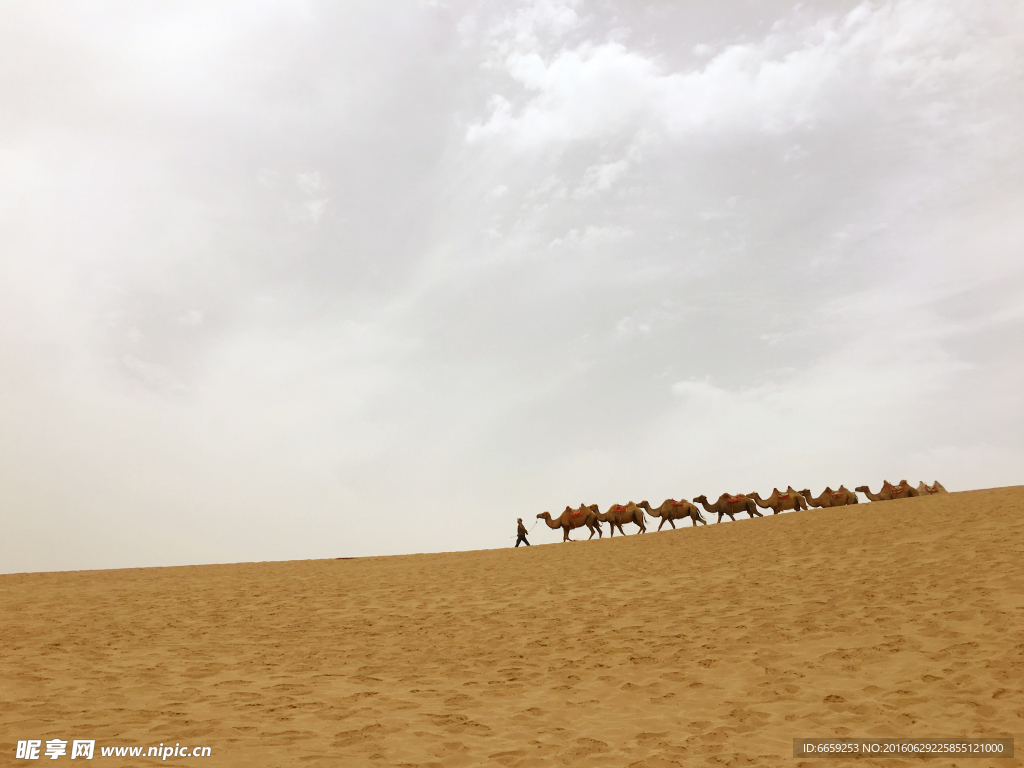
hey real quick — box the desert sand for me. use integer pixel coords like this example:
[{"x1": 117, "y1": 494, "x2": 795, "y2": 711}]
[{"x1": 3, "y1": 486, "x2": 1023, "y2": 767}]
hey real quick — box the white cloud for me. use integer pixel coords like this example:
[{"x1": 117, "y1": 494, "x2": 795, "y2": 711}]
[
  {"x1": 490, "y1": 0, "x2": 582, "y2": 51},
  {"x1": 468, "y1": 1, "x2": 1022, "y2": 148},
  {"x1": 288, "y1": 198, "x2": 329, "y2": 224},
  {"x1": 547, "y1": 225, "x2": 632, "y2": 248},
  {"x1": 296, "y1": 171, "x2": 326, "y2": 197},
  {"x1": 614, "y1": 315, "x2": 652, "y2": 342},
  {"x1": 2, "y1": 1, "x2": 1022, "y2": 572},
  {"x1": 572, "y1": 145, "x2": 640, "y2": 198}
]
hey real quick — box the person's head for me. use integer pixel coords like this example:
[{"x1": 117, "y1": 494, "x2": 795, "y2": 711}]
[{"x1": 517, "y1": 518, "x2": 522, "y2": 522}]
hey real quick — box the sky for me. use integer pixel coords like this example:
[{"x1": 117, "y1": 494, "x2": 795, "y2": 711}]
[{"x1": 2, "y1": 0, "x2": 1022, "y2": 574}]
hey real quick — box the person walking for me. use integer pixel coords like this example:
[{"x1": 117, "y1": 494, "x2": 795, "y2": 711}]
[{"x1": 515, "y1": 518, "x2": 530, "y2": 547}]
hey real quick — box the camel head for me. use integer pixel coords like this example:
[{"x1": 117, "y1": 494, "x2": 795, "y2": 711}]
[
  {"x1": 537, "y1": 511, "x2": 551, "y2": 520},
  {"x1": 637, "y1": 500, "x2": 651, "y2": 510},
  {"x1": 799, "y1": 489, "x2": 812, "y2": 499},
  {"x1": 588, "y1": 503, "x2": 600, "y2": 513},
  {"x1": 693, "y1": 494, "x2": 708, "y2": 504},
  {"x1": 854, "y1": 486, "x2": 869, "y2": 493}
]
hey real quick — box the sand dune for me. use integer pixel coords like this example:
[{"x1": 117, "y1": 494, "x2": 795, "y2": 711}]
[{"x1": 3, "y1": 487, "x2": 1023, "y2": 766}]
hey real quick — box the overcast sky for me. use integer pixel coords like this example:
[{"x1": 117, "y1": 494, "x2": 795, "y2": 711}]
[{"x1": 2, "y1": 0, "x2": 1022, "y2": 573}]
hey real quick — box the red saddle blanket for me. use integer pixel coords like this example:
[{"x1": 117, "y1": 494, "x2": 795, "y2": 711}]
[{"x1": 724, "y1": 495, "x2": 744, "y2": 504}]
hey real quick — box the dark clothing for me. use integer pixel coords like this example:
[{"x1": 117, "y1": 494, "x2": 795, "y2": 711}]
[{"x1": 515, "y1": 521, "x2": 529, "y2": 547}]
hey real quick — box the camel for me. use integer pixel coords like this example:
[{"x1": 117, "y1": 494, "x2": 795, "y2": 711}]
[
  {"x1": 536, "y1": 505, "x2": 602, "y2": 542},
  {"x1": 692, "y1": 493, "x2": 761, "y2": 523},
  {"x1": 855, "y1": 483, "x2": 894, "y2": 502},
  {"x1": 637, "y1": 499, "x2": 706, "y2": 530},
  {"x1": 855, "y1": 480, "x2": 919, "y2": 502},
  {"x1": 895, "y1": 479, "x2": 920, "y2": 497},
  {"x1": 596, "y1": 502, "x2": 647, "y2": 536},
  {"x1": 917, "y1": 481, "x2": 948, "y2": 494},
  {"x1": 836, "y1": 485, "x2": 860, "y2": 505},
  {"x1": 800, "y1": 486, "x2": 859, "y2": 508},
  {"x1": 746, "y1": 487, "x2": 808, "y2": 515}
]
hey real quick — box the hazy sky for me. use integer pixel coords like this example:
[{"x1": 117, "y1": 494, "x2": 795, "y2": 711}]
[{"x1": 2, "y1": 0, "x2": 1022, "y2": 573}]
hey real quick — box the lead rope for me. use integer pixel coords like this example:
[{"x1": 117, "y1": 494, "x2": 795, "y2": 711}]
[{"x1": 511, "y1": 518, "x2": 541, "y2": 539}]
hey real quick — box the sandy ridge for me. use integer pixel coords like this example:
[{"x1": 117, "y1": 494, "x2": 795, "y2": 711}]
[{"x1": 2, "y1": 487, "x2": 1023, "y2": 766}]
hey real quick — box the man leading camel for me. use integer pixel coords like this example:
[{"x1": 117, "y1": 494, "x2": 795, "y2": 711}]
[{"x1": 515, "y1": 518, "x2": 530, "y2": 547}]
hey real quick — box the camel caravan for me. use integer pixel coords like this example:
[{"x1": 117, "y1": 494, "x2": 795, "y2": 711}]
[{"x1": 536, "y1": 480, "x2": 948, "y2": 542}]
